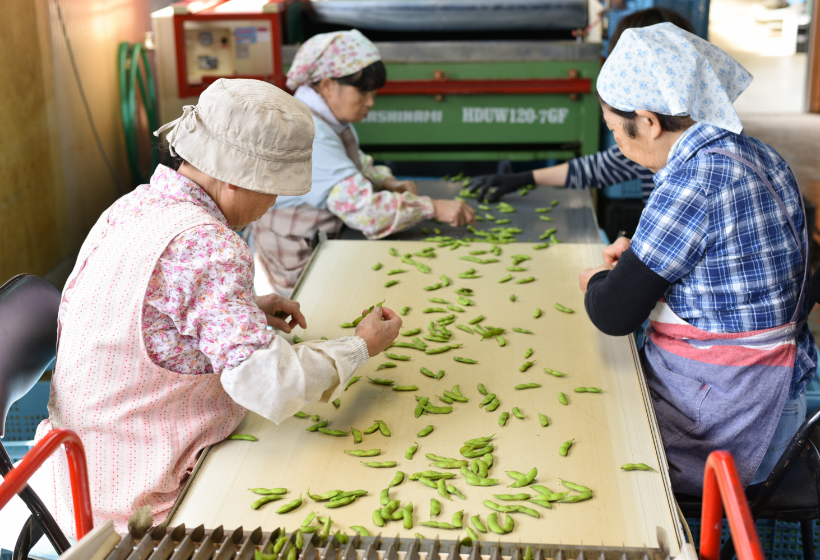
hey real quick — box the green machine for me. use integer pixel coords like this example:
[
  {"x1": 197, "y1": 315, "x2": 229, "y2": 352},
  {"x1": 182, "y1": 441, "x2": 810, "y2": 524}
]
[{"x1": 283, "y1": 0, "x2": 602, "y2": 163}]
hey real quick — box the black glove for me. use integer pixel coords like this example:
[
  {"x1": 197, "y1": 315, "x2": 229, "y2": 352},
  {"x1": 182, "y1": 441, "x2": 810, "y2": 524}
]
[{"x1": 466, "y1": 171, "x2": 535, "y2": 202}]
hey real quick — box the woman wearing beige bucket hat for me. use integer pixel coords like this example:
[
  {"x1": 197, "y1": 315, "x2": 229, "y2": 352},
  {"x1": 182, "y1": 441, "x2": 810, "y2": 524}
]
[
  {"x1": 250, "y1": 30, "x2": 476, "y2": 296},
  {"x1": 4, "y1": 78, "x2": 401, "y2": 537}
]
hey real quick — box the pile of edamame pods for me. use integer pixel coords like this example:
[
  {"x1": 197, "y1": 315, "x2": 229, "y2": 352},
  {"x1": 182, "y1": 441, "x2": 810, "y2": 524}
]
[{"x1": 271, "y1": 241, "x2": 658, "y2": 537}]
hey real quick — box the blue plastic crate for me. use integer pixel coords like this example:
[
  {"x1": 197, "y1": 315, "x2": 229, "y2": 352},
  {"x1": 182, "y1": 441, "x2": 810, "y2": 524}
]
[
  {"x1": 2, "y1": 380, "x2": 51, "y2": 461},
  {"x1": 687, "y1": 518, "x2": 817, "y2": 560}
]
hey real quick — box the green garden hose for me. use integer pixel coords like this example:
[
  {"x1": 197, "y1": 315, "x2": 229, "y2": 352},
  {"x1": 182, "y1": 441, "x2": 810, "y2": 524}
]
[{"x1": 118, "y1": 42, "x2": 160, "y2": 186}]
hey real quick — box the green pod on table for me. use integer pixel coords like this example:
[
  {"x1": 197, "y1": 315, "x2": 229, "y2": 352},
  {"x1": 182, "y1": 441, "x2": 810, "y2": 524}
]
[
  {"x1": 513, "y1": 327, "x2": 534, "y2": 334},
  {"x1": 523, "y1": 348, "x2": 533, "y2": 359},
  {"x1": 251, "y1": 495, "x2": 283, "y2": 509},
  {"x1": 546, "y1": 368, "x2": 568, "y2": 377},
  {"x1": 558, "y1": 438, "x2": 575, "y2": 457},
  {"x1": 393, "y1": 385, "x2": 420, "y2": 392},
  {"x1": 533, "y1": 243, "x2": 549, "y2": 249},
  {"x1": 483, "y1": 453, "x2": 494, "y2": 469},
  {"x1": 479, "y1": 393, "x2": 496, "y2": 407},
  {"x1": 493, "y1": 493, "x2": 531, "y2": 501},
  {"x1": 533, "y1": 308, "x2": 542, "y2": 318},
  {"x1": 516, "y1": 277, "x2": 535, "y2": 284},
  {"x1": 452, "y1": 510, "x2": 464, "y2": 528},
  {"x1": 372, "y1": 263, "x2": 383, "y2": 271},
  {"x1": 560, "y1": 492, "x2": 593, "y2": 503},
  {"x1": 532, "y1": 492, "x2": 569, "y2": 502},
  {"x1": 318, "y1": 428, "x2": 350, "y2": 437},
  {"x1": 507, "y1": 267, "x2": 528, "y2": 272},
  {"x1": 300, "y1": 526, "x2": 319, "y2": 534},
  {"x1": 461, "y1": 444, "x2": 493, "y2": 458},
  {"x1": 447, "y1": 484, "x2": 466, "y2": 499},
  {"x1": 350, "y1": 526, "x2": 370, "y2": 537},
  {"x1": 484, "y1": 499, "x2": 515, "y2": 514},
  {"x1": 454, "y1": 357, "x2": 478, "y2": 364},
  {"x1": 399, "y1": 306, "x2": 410, "y2": 316},
  {"x1": 498, "y1": 275, "x2": 513, "y2": 283},
  {"x1": 423, "y1": 307, "x2": 448, "y2": 313},
  {"x1": 468, "y1": 315, "x2": 484, "y2": 324},
  {"x1": 529, "y1": 485, "x2": 552, "y2": 495},
  {"x1": 423, "y1": 283, "x2": 443, "y2": 291},
  {"x1": 417, "y1": 477, "x2": 438, "y2": 489},
  {"x1": 496, "y1": 336, "x2": 506, "y2": 347},
  {"x1": 306, "y1": 420, "x2": 329, "y2": 432},
  {"x1": 466, "y1": 475, "x2": 499, "y2": 487},
  {"x1": 384, "y1": 353, "x2": 411, "y2": 361},
  {"x1": 538, "y1": 414, "x2": 549, "y2": 427},
  {"x1": 417, "y1": 425, "x2": 434, "y2": 437},
  {"x1": 473, "y1": 459, "x2": 489, "y2": 478},
  {"x1": 477, "y1": 383, "x2": 488, "y2": 396},
  {"x1": 471, "y1": 515, "x2": 487, "y2": 533},
  {"x1": 515, "y1": 505, "x2": 540, "y2": 518},
  {"x1": 437, "y1": 394, "x2": 454, "y2": 405},
  {"x1": 345, "y1": 376, "x2": 361, "y2": 391},
  {"x1": 380, "y1": 488, "x2": 390, "y2": 506},
  {"x1": 574, "y1": 387, "x2": 587, "y2": 393},
  {"x1": 509, "y1": 467, "x2": 537, "y2": 488},
  {"x1": 384, "y1": 280, "x2": 399, "y2": 288},
  {"x1": 429, "y1": 297, "x2": 449, "y2": 304},
  {"x1": 406, "y1": 443, "x2": 419, "y2": 460},
  {"x1": 430, "y1": 498, "x2": 441, "y2": 517},
  {"x1": 456, "y1": 324, "x2": 474, "y2": 334},
  {"x1": 526, "y1": 498, "x2": 554, "y2": 509},
  {"x1": 555, "y1": 303, "x2": 575, "y2": 313},
  {"x1": 500, "y1": 513, "x2": 515, "y2": 533},
  {"x1": 402, "y1": 328, "x2": 421, "y2": 336},
  {"x1": 427, "y1": 452, "x2": 457, "y2": 462},
  {"x1": 512, "y1": 407, "x2": 524, "y2": 419},
  {"x1": 389, "y1": 471, "x2": 406, "y2": 487},
  {"x1": 560, "y1": 478, "x2": 591, "y2": 493},
  {"x1": 498, "y1": 412, "x2": 509, "y2": 427},
  {"x1": 276, "y1": 494, "x2": 303, "y2": 514},
  {"x1": 332, "y1": 399, "x2": 341, "y2": 409},
  {"x1": 378, "y1": 421, "x2": 391, "y2": 436},
  {"x1": 423, "y1": 404, "x2": 453, "y2": 414},
  {"x1": 340, "y1": 322, "x2": 356, "y2": 328},
  {"x1": 621, "y1": 463, "x2": 657, "y2": 472},
  {"x1": 387, "y1": 269, "x2": 408, "y2": 275},
  {"x1": 249, "y1": 487, "x2": 287, "y2": 495},
  {"x1": 293, "y1": 411, "x2": 309, "y2": 418},
  {"x1": 372, "y1": 509, "x2": 385, "y2": 527},
  {"x1": 558, "y1": 392, "x2": 569, "y2": 405},
  {"x1": 443, "y1": 390, "x2": 468, "y2": 403},
  {"x1": 368, "y1": 376, "x2": 395, "y2": 385},
  {"x1": 344, "y1": 449, "x2": 380, "y2": 457},
  {"x1": 486, "y1": 397, "x2": 501, "y2": 412},
  {"x1": 425, "y1": 346, "x2": 454, "y2": 355},
  {"x1": 509, "y1": 294, "x2": 516, "y2": 302},
  {"x1": 519, "y1": 361, "x2": 536, "y2": 372},
  {"x1": 381, "y1": 499, "x2": 401, "y2": 518},
  {"x1": 420, "y1": 367, "x2": 438, "y2": 380},
  {"x1": 586, "y1": 387, "x2": 603, "y2": 393},
  {"x1": 440, "y1": 274, "x2": 451, "y2": 286},
  {"x1": 515, "y1": 383, "x2": 541, "y2": 390},
  {"x1": 361, "y1": 461, "x2": 398, "y2": 468},
  {"x1": 326, "y1": 495, "x2": 357, "y2": 508},
  {"x1": 447, "y1": 305, "x2": 465, "y2": 312},
  {"x1": 430, "y1": 459, "x2": 468, "y2": 469},
  {"x1": 403, "y1": 506, "x2": 413, "y2": 529},
  {"x1": 336, "y1": 490, "x2": 368, "y2": 499},
  {"x1": 437, "y1": 478, "x2": 451, "y2": 501},
  {"x1": 466, "y1": 526, "x2": 479, "y2": 542},
  {"x1": 419, "y1": 521, "x2": 455, "y2": 530}
]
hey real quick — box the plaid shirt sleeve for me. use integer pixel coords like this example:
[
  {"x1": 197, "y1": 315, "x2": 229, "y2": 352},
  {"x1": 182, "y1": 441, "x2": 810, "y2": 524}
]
[{"x1": 631, "y1": 165, "x2": 710, "y2": 283}]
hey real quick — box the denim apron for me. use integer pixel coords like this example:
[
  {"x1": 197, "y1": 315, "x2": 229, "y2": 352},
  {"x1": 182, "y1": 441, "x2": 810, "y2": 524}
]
[{"x1": 643, "y1": 147, "x2": 812, "y2": 495}]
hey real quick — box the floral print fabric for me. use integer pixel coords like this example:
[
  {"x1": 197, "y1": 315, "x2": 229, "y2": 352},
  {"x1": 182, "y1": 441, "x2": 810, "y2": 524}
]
[
  {"x1": 286, "y1": 30, "x2": 381, "y2": 90},
  {"x1": 60, "y1": 165, "x2": 272, "y2": 375},
  {"x1": 597, "y1": 22, "x2": 753, "y2": 134}
]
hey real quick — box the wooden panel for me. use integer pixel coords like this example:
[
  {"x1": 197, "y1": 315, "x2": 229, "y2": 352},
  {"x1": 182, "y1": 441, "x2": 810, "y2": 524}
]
[{"x1": 172, "y1": 241, "x2": 681, "y2": 553}]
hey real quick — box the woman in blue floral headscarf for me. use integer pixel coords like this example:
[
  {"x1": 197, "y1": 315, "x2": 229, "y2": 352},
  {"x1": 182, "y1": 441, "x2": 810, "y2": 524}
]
[{"x1": 580, "y1": 23, "x2": 815, "y2": 495}]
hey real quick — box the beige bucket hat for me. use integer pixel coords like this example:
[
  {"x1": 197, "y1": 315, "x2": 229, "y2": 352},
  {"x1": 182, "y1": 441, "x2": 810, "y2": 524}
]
[{"x1": 154, "y1": 79, "x2": 314, "y2": 196}]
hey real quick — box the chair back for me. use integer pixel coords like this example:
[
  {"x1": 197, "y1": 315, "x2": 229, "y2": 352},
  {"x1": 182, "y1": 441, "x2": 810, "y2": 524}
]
[{"x1": 0, "y1": 274, "x2": 60, "y2": 438}]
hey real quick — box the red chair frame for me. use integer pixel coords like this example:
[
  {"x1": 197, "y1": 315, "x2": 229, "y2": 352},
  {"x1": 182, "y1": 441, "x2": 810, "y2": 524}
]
[
  {"x1": 0, "y1": 429, "x2": 93, "y2": 539},
  {"x1": 701, "y1": 450, "x2": 765, "y2": 560}
]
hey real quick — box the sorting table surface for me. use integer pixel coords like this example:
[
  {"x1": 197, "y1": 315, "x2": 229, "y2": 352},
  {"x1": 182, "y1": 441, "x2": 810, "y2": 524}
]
[
  {"x1": 339, "y1": 181, "x2": 601, "y2": 244},
  {"x1": 170, "y1": 240, "x2": 680, "y2": 553}
]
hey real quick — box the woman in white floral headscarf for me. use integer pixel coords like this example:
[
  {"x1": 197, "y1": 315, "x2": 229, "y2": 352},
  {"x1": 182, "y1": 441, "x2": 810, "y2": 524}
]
[
  {"x1": 578, "y1": 23, "x2": 816, "y2": 495},
  {"x1": 250, "y1": 30, "x2": 474, "y2": 296}
]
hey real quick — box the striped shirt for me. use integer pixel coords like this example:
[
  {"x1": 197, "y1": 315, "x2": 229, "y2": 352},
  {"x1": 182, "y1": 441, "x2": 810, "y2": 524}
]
[
  {"x1": 565, "y1": 144, "x2": 656, "y2": 202},
  {"x1": 632, "y1": 123, "x2": 816, "y2": 398}
]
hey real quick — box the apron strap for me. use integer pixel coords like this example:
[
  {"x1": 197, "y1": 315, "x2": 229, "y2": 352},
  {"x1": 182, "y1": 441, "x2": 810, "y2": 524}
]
[
  {"x1": 701, "y1": 147, "x2": 810, "y2": 324},
  {"x1": 309, "y1": 110, "x2": 365, "y2": 174}
]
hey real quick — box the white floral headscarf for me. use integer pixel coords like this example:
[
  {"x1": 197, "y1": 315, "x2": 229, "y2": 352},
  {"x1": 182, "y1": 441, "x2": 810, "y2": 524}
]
[
  {"x1": 597, "y1": 23, "x2": 753, "y2": 134},
  {"x1": 286, "y1": 30, "x2": 381, "y2": 90}
]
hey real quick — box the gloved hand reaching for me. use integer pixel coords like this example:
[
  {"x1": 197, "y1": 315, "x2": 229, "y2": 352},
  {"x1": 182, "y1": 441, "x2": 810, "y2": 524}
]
[{"x1": 467, "y1": 170, "x2": 535, "y2": 202}]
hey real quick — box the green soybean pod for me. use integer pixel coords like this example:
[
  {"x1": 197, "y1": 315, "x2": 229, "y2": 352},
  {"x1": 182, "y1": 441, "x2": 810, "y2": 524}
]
[
  {"x1": 363, "y1": 420, "x2": 381, "y2": 434},
  {"x1": 227, "y1": 434, "x2": 258, "y2": 441},
  {"x1": 379, "y1": 421, "x2": 392, "y2": 436},
  {"x1": 471, "y1": 515, "x2": 487, "y2": 533},
  {"x1": 402, "y1": 328, "x2": 421, "y2": 336},
  {"x1": 293, "y1": 411, "x2": 310, "y2": 418},
  {"x1": 574, "y1": 387, "x2": 588, "y2": 393},
  {"x1": 350, "y1": 526, "x2": 370, "y2": 537},
  {"x1": 326, "y1": 495, "x2": 356, "y2": 508},
  {"x1": 558, "y1": 439, "x2": 575, "y2": 457},
  {"x1": 373, "y1": 263, "x2": 383, "y2": 271},
  {"x1": 249, "y1": 487, "x2": 287, "y2": 495},
  {"x1": 430, "y1": 498, "x2": 441, "y2": 517},
  {"x1": 394, "y1": 385, "x2": 420, "y2": 392},
  {"x1": 530, "y1": 485, "x2": 552, "y2": 495},
  {"x1": 506, "y1": 471, "x2": 525, "y2": 480},
  {"x1": 452, "y1": 510, "x2": 464, "y2": 528},
  {"x1": 558, "y1": 392, "x2": 569, "y2": 405},
  {"x1": 512, "y1": 407, "x2": 524, "y2": 419},
  {"x1": 519, "y1": 361, "x2": 536, "y2": 372},
  {"x1": 466, "y1": 526, "x2": 479, "y2": 542},
  {"x1": 420, "y1": 367, "x2": 437, "y2": 379},
  {"x1": 438, "y1": 394, "x2": 454, "y2": 405},
  {"x1": 447, "y1": 485, "x2": 466, "y2": 500},
  {"x1": 344, "y1": 449, "x2": 381, "y2": 457},
  {"x1": 384, "y1": 280, "x2": 399, "y2": 288},
  {"x1": 560, "y1": 492, "x2": 593, "y2": 503},
  {"x1": 515, "y1": 383, "x2": 541, "y2": 390},
  {"x1": 389, "y1": 471, "x2": 406, "y2": 487},
  {"x1": 498, "y1": 275, "x2": 513, "y2": 283},
  {"x1": 361, "y1": 461, "x2": 398, "y2": 468},
  {"x1": 500, "y1": 513, "x2": 514, "y2": 533},
  {"x1": 440, "y1": 274, "x2": 451, "y2": 287},
  {"x1": 493, "y1": 493, "x2": 531, "y2": 501},
  {"x1": 621, "y1": 463, "x2": 657, "y2": 472},
  {"x1": 417, "y1": 477, "x2": 437, "y2": 489},
  {"x1": 510, "y1": 467, "x2": 537, "y2": 489},
  {"x1": 523, "y1": 348, "x2": 533, "y2": 359},
  {"x1": 560, "y1": 478, "x2": 592, "y2": 493},
  {"x1": 352, "y1": 428, "x2": 363, "y2": 444},
  {"x1": 538, "y1": 414, "x2": 549, "y2": 427},
  {"x1": 555, "y1": 303, "x2": 575, "y2": 313},
  {"x1": 487, "y1": 513, "x2": 505, "y2": 535},
  {"x1": 380, "y1": 488, "x2": 390, "y2": 506},
  {"x1": 496, "y1": 336, "x2": 506, "y2": 347},
  {"x1": 403, "y1": 506, "x2": 413, "y2": 530},
  {"x1": 545, "y1": 368, "x2": 568, "y2": 377},
  {"x1": 437, "y1": 478, "x2": 451, "y2": 501},
  {"x1": 276, "y1": 494, "x2": 303, "y2": 514},
  {"x1": 513, "y1": 327, "x2": 534, "y2": 334},
  {"x1": 399, "y1": 307, "x2": 410, "y2": 316},
  {"x1": 251, "y1": 495, "x2": 283, "y2": 509},
  {"x1": 479, "y1": 393, "x2": 496, "y2": 406},
  {"x1": 368, "y1": 376, "x2": 395, "y2": 385},
  {"x1": 498, "y1": 412, "x2": 509, "y2": 427},
  {"x1": 418, "y1": 425, "x2": 434, "y2": 437},
  {"x1": 454, "y1": 357, "x2": 478, "y2": 364},
  {"x1": 509, "y1": 294, "x2": 516, "y2": 302},
  {"x1": 372, "y1": 509, "x2": 385, "y2": 527},
  {"x1": 345, "y1": 376, "x2": 362, "y2": 391},
  {"x1": 486, "y1": 397, "x2": 501, "y2": 412},
  {"x1": 533, "y1": 308, "x2": 542, "y2": 318},
  {"x1": 483, "y1": 453, "x2": 494, "y2": 469},
  {"x1": 587, "y1": 387, "x2": 603, "y2": 393},
  {"x1": 477, "y1": 383, "x2": 488, "y2": 396},
  {"x1": 515, "y1": 505, "x2": 540, "y2": 518},
  {"x1": 406, "y1": 442, "x2": 419, "y2": 460},
  {"x1": 468, "y1": 315, "x2": 484, "y2": 324},
  {"x1": 318, "y1": 428, "x2": 350, "y2": 437},
  {"x1": 516, "y1": 277, "x2": 535, "y2": 284},
  {"x1": 307, "y1": 420, "x2": 328, "y2": 432}
]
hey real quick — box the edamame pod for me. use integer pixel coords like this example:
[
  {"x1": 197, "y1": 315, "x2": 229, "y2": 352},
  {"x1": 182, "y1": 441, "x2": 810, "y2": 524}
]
[
  {"x1": 345, "y1": 449, "x2": 381, "y2": 457},
  {"x1": 545, "y1": 368, "x2": 568, "y2": 377},
  {"x1": 498, "y1": 412, "x2": 509, "y2": 426},
  {"x1": 363, "y1": 420, "x2": 381, "y2": 434},
  {"x1": 378, "y1": 421, "x2": 392, "y2": 436},
  {"x1": 406, "y1": 443, "x2": 419, "y2": 460},
  {"x1": 621, "y1": 463, "x2": 657, "y2": 472},
  {"x1": 318, "y1": 428, "x2": 350, "y2": 436},
  {"x1": 533, "y1": 243, "x2": 549, "y2": 249},
  {"x1": 555, "y1": 303, "x2": 574, "y2": 313},
  {"x1": 466, "y1": 526, "x2": 479, "y2": 542},
  {"x1": 420, "y1": 367, "x2": 438, "y2": 380},
  {"x1": 447, "y1": 305, "x2": 465, "y2": 312},
  {"x1": 293, "y1": 412, "x2": 309, "y2": 418},
  {"x1": 276, "y1": 494, "x2": 303, "y2": 514},
  {"x1": 516, "y1": 277, "x2": 535, "y2": 284},
  {"x1": 509, "y1": 467, "x2": 537, "y2": 488},
  {"x1": 417, "y1": 425, "x2": 434, "y2": 437},
  {"x1": 452, "y1": 510, "x2": 464, "y2": 528},
  {"x1": 484, "y1": 501, "x2": 517, "y2": 513},
  {"x1": 332, "y1": 398, "x2": 341, "y2": 408},
  {"x1": 456, "y1": 324, "x2": 474, "y2": 334},
  {"x1": 424, "y1": 283, "x2": 443, "y2": 291},
  {"x1": 477, "y1": 384, "x2": 488, "y2": 396},
  {"x1": 559, "y1": 438, "x2": 575, "y2": 456},
  {"x1": 519, "y1": 361, "x2": 536, "y2": 372},
  {"x1": 438, "y1": 394, "x2": 454, "y2": 405},
  {"x1": 440, "y1": 275, "x2": 451, "y2": 286},
  {"x1": 515, "y1": 383, "x2": 540, "y2": 390},
  {"x1": 530, "y1": 485, "x2": 552, "y2": 494},
  {"x1": 249, "y1": 487, "x2": 287, "y2": 495},
  {"x1": 389, "y1": 471, "x2": 406, "y2": 487},
  {"x1": 423, "y1": 307, "x2": 448, "y2": 313},
  {"x1": 513, "y1": 328, "x2": 534, "y2": 334},
  {"x1": 479, "y1": 393, "x2": 496, "y2": 406},
  {"x1": 403, "y1": 506, "x2": 413, "y2": 529},
  {"x1": 499, "y1": 275, "x2": 513, "y2": 283},
  {"x1": 384, "y1": 280, "x2": 399, "y2": 287},
  {"x1": 399, "y1": 307, "x2": 410, "y2": 316},
  {"x1": 412, "y1": 470, "x2": 455, "y2": 480},
  {"x1": 326, "y1": 496, "x2": 357, "y2": 508},
  {"x1": 382, "y1": 499, "x2": 401, "y2": 518},
  {"x1": 486, "y1": 397, "x2": 501, "y2": 412},
  {"x1": 496, "y1": 336, "x2": 506, "y2": 346},
  {"x1": 368, "y1": 376, "x2": 395, "y2": 385},
  {"x1": 531, "y1": 492, "x2": 568, "y2": 502},
  {"x1": 533, "y1": 309, "x2": 542, "y2": 318},
  {"x1": 493, "y1": 493, "x2": 531, "y2": 501},
  {"x1": 402, "y1": 328, "x2": 421, "y2": 336},
  {"x1": 361, "y1": 461, "x2": 398, "y2": 468},
  {"x1": 340, "y1": 322, "x2": 356, "y2": 328},
  {"x1": 560, "y1": 478, "x2": 591, "y2": 492},
  {"x1": 430, "y1": 459, "x2": 468, "y2": 469},
  {"x1": 454, "y1": 357, "x2": 478, "y2": 364},
  {"x1": 393, "y1": 385, "x2": 420, "y2": 391},
  {"x1": 419, "y1": 521, "x2": 455, "y2": 530},
  {"x1": 524, "y1": 348, "x2": 533, "y2": 359},
  {"x1": 417, "y1": 477, "x2": 437, "y2": 489},
  {"x1": 468, "y1": 315, "x2": 484, "y2": 324},
  {"x1": 430, "y1": 498, "x2": 441, "y2": 517},
  {"x1": 373, "y1": 263, "x2": 383, "y2": 271},
  {"x1": 387, "y1": 269, "x2": 408, "y2": 275},
  {"x1": 251, "y1": 495, "x2": 283, "y2": 509},
  {"x1": 227, "y1": 434, "x2": 258, "y2": 441},
  {"x1": 437, "y1": 478, "x2": 451, "y2": 501},
  {"x1": 372, "y1": 510, "x2": 385, "y2": 527},
  {"x1": 307, "y1": 420, "x2": 329, "y2": 432},
  {"x1": 509, "y1": 294, "x2": 516, "y2": 302},
  {"x1": 447, "y1": 485, "x2": 466, "y2": 499},
  {"x1": 512, "y1": 407, "x2": 524, "y2": 419},
  {"x1": 350, "y1": 526, "x2": 370, "y2": 537},
  {"x1": 336, "y1": 490, "x2": 368, "y2": 499},
  {"x1": 471, "y1": 515, "x2": 487, "y2": 533},
  {"x1": 559, "y1": 492, "x2": 593, "y2": 503},
  {"x1": 429, "y1": 297, "x2": 449, "y2": 304},
  {"x1": 558, "y1": 392, "x2": 569, "y2": 405},
  {"x1": 380, "y1": 488, "x2": 390, "y2": 506},
  {"x1": 423, "y1": 404, "x2": 453, "y2": 414},
  {"x1": 384, "y1": 353, "x2": 411, "y2": 361},
  {"x1": 345, "y1": 377, "x2": 361, "y2": 391},
  {"x1": 507, "y1": 267, "x2": 528, "y2": 272},
  {"x1": 375, "y1": 363, "x2": 396, "y2": 371},
  {"x1": 538, "y1": 414, "x2": 549, "y2": 427}
]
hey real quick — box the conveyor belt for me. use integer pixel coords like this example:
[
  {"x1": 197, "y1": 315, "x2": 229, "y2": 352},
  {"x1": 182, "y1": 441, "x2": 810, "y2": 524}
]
[{"x1": 306, "y1": 1, "x2": 588, "y2": 32}]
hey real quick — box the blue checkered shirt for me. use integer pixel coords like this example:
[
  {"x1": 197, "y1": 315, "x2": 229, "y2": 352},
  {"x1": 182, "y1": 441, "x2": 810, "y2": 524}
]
[{"x1": 632, "y1": 123, "x2": 816, "y2": 398}]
